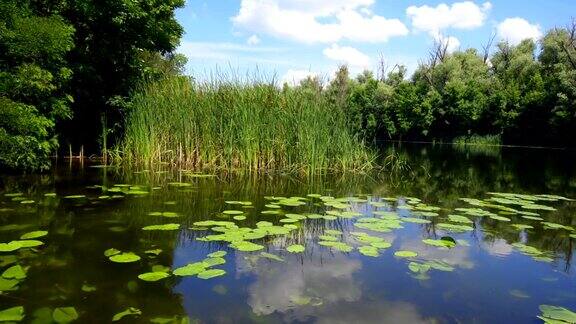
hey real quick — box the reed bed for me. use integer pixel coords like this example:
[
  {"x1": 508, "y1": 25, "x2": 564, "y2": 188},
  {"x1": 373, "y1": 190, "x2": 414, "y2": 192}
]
[{"x1": 118, "y1": 75, "x2": 375, "y2": 173}]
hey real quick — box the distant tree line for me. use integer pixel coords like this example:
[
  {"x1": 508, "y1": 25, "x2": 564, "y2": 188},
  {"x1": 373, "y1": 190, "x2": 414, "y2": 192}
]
[{"x1": 301, "y1": 22, "x2": 576, "y2": 147}]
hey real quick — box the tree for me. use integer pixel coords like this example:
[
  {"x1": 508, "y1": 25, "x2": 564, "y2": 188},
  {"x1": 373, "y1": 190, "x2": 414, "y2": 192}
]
[
  {"x1": 33, "y1": 0, "x2": 185, "y2": 153},
  {"x1": 0, "y1": 1, "x2": 74, "y2": 170},
  {"x1": 539, "y1": 24, "x2": 576, "y2": 146}
]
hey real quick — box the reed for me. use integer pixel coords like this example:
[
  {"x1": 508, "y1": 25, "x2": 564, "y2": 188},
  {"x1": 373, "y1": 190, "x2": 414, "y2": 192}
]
[{"x1": 117, "y1": 74, "x2": 375, "y2": 173}]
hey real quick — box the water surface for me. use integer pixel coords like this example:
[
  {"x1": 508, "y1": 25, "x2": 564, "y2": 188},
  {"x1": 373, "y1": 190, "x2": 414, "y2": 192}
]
[{"x1": 1, "y1": 145, "x2": 575, "y2": 323}]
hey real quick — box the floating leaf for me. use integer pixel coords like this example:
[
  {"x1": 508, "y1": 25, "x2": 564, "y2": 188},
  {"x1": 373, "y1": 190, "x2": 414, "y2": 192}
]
[
  {"x1": 173, "y1": 262, "x2": 207, "y2": 276},
  {"x1": 138, "y1": 272, "x2": 170, "y2": 282},
  {"x1": 52, "y1": 307, "x2": 78, "y2": 323},
  {"x1": 112, "y1": 307, "x2": 141, "y2": 322},
  {"x1": 144, "y1": 249, "x2": 162, "y2": 256},
  {"x1": 2, "y1": 265, "x2": 26, "y2": 280},
  {"x1": 109, "y1": 252, "x2": 141, "y2": 263},
  {"x1": 233, "y1": 215, "x2": 246, "y2": 221},
  {"x1": 358, "y1": 246, "x2": 379, "y2": 257},
  {"x1": 286, "y1": 244, "x2": 305, "y2": 253},
  {"x1": 539, "y1": 305, "x2": 576, "y2": 323},
  {"x1": 104, "y1": 248, "x2": 121, "y2": 257},
  {"x1": 198, "y1": 269, "x2": 226, "y2": 279},
  {"x1": 229, "y1": 241, "x2": 264, "y2": 252},
  {"x1": 423, "y1": 239, "x2": 456, "y2": 249},
  {"x1": 20, "y1": 231, "x2": 48, "y2": 240},
  {"x1": 207, "y1": 251, "x2": 227, "y2": 258},
  {"x1": 81, "y1": 284, "x2": 96, "y2": 292},
  {"x1": 0, "y1": 306, "x2": 24, "y2": 322},
  {"x1": 394, "y1": 250, "x2": 418, "y2": 258},
  {"x1": 222, "y1": 210, "x2": 243, "y2": 215},
  {"x1": 142, "y1": 224, "x2": 180, "y2": 231}
]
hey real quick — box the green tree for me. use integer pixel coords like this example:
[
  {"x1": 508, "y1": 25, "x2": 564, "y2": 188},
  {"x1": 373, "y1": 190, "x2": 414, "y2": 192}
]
[
  {"x1": 32, "y1": 0, "x2": 185, "y2": 152},
  {"x1": 0, "y1": 1, "x2": 74, "y2": 170},
  {"x1": 539, "y1": 24, "x2": 576, "y2": 145}
]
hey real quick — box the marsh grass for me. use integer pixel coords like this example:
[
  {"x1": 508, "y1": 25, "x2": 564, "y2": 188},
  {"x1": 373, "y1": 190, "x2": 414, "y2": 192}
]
[
  {"x1": 118, "y1": 75, "x2": 375, "y2": 173},
  {"x1": 453, "y1": 134, "x2": 502, "y2": 146}
]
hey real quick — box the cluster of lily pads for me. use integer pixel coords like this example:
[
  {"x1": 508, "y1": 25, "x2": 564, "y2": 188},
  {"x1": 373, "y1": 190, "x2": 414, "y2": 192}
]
[{"x1": 1, "y1": 185, "x2": 575, "y2": 323}]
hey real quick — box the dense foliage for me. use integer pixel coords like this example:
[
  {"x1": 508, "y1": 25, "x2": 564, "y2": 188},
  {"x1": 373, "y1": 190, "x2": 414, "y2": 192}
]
[
  {"x1": 0, "y1": 0, "x2": 185, "y2": 171},
  {"x1": 328, "y1": 25, "x2": 576, "y2": 147},
  {"x1": 0, "y1": 1, "x2": 74, "y2": 170}
]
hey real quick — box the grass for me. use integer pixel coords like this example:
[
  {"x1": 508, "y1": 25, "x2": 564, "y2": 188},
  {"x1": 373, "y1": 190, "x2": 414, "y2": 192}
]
[
  {"x1": 453, "y1": 134, "x2": 502, "y2": 146},
  {"x1": 117, "y1": 75, "x2": 375, "y2": 173}
]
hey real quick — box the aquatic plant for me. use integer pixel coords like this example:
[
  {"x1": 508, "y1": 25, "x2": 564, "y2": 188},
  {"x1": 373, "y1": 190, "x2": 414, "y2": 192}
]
[{"x1": 118, "y1": 75, "x2": 375, "y2": 173}]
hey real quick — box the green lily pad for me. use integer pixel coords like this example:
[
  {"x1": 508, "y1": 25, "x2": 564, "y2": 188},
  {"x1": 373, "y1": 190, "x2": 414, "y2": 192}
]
[
  {"x1": 173, "y1": 262, "x2": 207, "y2": 276},
  {"x1": 52, "y1": 307, "x2": 78, "y2": 323},
  {"x1": 423, "y1": 239, "x2": 456, "y2": 249},
  {"x1": 104, "y1": 248, "x2": 121, "y2": 257},
  {"x1": 436, "y1": 223, "x2": 474, "y2": 232},
  {"x1": 358, "y1": 246, "x2": 379, "y2": 257},
  {"x1": 142, "y1": 224, "x2": 180, "y2": 231},
  {"x1": 138, "y1": 272, "x2": 170, "y2": 282},
  {"x1": 112, "y1": 307, "x2": 141, "y2": 321},
  {"x1": 222, "y1": 210, "x2": 243, "y2": 215},
  {"x1": 233, "y1": 215, "x2": 246, "y2": 221},
  {"x1": 109, "y1": 252, "x2": 141, "y2": 263},
  {"x1": 371, "y1": 241, "x2": 392, "y2": 249},
  {"x1": 20, "y1": 231, "x2": 48, "y2": 240},
  {"x1": 2, "y1": 265, "x2": 26, "y2": 280},
  {"x1": 394, "y1": 250, "x2": 418, "y2": 258},
  {"x1": 81, "y1": 284, "x2": 97, "y2": 292},
  {"x1": 286, "y1": 244, "x2": 305, "y2": 253},
  {"x1": 0, "y1": 306, "x2": 24, "y2": 322},
  {"x1": 198, "y1": 269, "x2": 226, "y2": 279},
  {"x1": 229, "y1": 241, "x2": 264, "y2": 252},
  {"x1": 539, "y1": 305, "x2": 576, "y2": 323},
  {"x1": 207, "y1": 251, "x2": 227, "y2": 258}
]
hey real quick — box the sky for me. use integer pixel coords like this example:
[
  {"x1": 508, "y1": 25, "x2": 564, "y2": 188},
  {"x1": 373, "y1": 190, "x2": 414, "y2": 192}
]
[{"x1": 175, "y1": 0, "x2": 576, "y2": 84}]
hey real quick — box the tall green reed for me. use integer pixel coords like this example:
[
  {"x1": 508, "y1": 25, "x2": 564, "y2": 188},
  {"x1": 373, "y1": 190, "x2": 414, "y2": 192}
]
[{"x1": 118, "y1": 74, "x2": 375, "y2": 173}]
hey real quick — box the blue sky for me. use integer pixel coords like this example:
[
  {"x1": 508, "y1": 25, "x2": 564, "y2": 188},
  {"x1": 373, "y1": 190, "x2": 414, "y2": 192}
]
[{"x1": 175, "y1": 0, "x2": 576, "y2": 84}]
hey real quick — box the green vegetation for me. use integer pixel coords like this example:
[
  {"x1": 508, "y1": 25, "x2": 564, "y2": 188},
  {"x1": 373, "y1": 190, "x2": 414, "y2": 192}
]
[
  {"x1": 119, "y1": 75, "x2": 375, "y2": 173},
  {"x1": 0, "y1": 0, "x2": 184, "y2": 172},
  {"x1": 337, "y1": 25, "x2": 576, "y2": 147},
  {"x1": 0, "y1": 1, "x2": 74, "y2": 171}
]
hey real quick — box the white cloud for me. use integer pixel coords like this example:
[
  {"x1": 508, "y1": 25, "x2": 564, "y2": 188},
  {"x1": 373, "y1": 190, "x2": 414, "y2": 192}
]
[
  {"x1": 407, "y1": 1, "x2": 492, "y2": 35},
  {"x1": 497, "y1": 17, "x2": 542, "y2": 45},
  {"x1": 323, "y1": 44, "x2": 371, "y2": 68},
  {"x1": 247, "y1": 35, "x2": 261, "y2": 45},
  {"x1": 177, "y1": 41, "x2": 282, "y2": 60},
  {"x1": 232, "y1": 0, "x2": 408, "y2": 43},
  {"x1": 281, "y1": 69, "x2": 318, "y2": 86},
  {"x1": 437, "y1": 35, "x2": 461, "y2": 53}
]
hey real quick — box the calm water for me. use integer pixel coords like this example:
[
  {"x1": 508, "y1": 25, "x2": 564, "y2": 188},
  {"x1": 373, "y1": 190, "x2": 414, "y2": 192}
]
[{"x1": 1, "y1": 144, "x2": 576, "y2": 323}]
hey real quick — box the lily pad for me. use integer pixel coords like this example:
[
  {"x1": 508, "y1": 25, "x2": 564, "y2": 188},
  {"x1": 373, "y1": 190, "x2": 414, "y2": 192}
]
[
  {"x1": 539, "y1": 305, "x2": 576, "y2": 323},
  {"x1": 52, "y1": 307, "x2": 78, "y2": 323},
  {"x1": 112, "y1": 307, "x2": 141, "y2": 321},
  {"x1": 2, "y1": 265, "x2": 26, "y2": 280},
  {"x1": 142, "y1": 224, "x2": 180, "y2": 231},
  {"x1": 358, "y1": 246, "x2": 379, "y2": 257},
  {"x1": 138, "y1": 272, "x2": 170, "y2": 282},
  {"x1": 229, "y1": 241, "x2": 264, "y2": 252},
  {"x1": 0, "y1": 306, "x2": 24, "y2": 322},
  {"x1": 394, "y1": 250, "x2": 418, "y2": 258},
  {"x1": 197, "y1": 269, "x2": 226, "y2": 279},
  {"x1": 20, "y1": 231, "x2": 48, "y2": 240},
  {"x1": 109, "y1": 252, "x2": 141, "y2": 263},
  {"x1": 207, "y1": 251, "x2": 227, "y2": 258},
  {"x1": 286, "y1": 244, "x2": 305, "y2": 253},
  {"x1": 173, "y1": 262, "x2": 207, "y2": 276}
]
